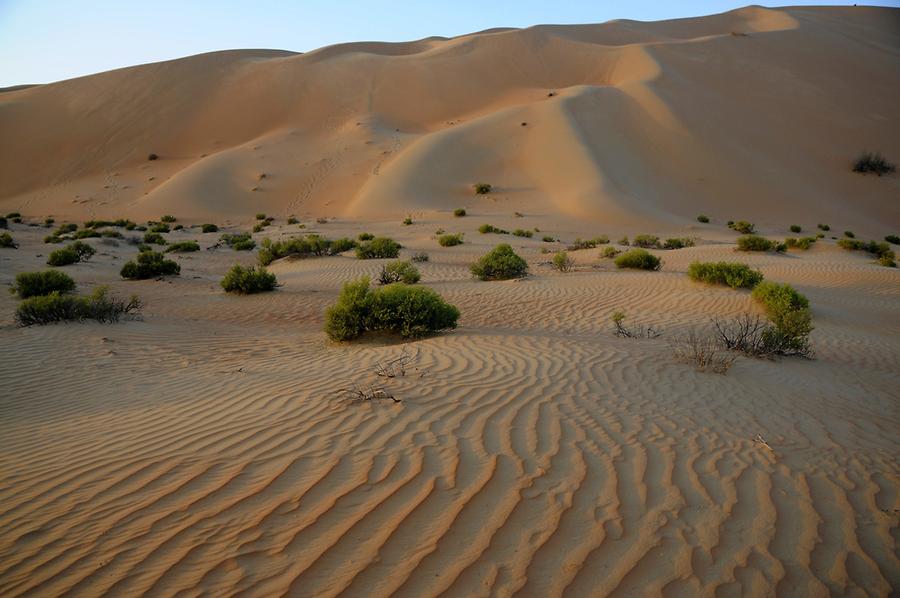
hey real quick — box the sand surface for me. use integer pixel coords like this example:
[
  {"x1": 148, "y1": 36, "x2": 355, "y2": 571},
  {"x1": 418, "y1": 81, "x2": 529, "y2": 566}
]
[{"x1": 0, "y1": 5, "x2": 899, "y2": 597}]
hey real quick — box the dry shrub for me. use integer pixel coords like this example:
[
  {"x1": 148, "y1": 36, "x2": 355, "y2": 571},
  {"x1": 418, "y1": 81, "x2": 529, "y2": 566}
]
[{"x1": 670, "y1": 330, "x2": 736, "y2": 374}]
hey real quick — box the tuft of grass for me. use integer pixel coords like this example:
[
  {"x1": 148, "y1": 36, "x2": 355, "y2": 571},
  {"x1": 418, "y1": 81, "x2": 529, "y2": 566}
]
[
  {"x1": 120, "y1": 251, "x2": 180, "y2": 279},
  {"x1": 618, "y1": 236, "x2": 630, "y2": 246},
  {"x1": 844, "y1": 230, "x2": 855, "y2": 238},
  {"x1": 143, "y1": 232, "x2": 167, "y2": 245},
  {"x1": 149, "y1": 223, "x2": 170, "y2": 233},
  {"x1": 12, "y1": 270, "x2": 76, "y2": 298},
  {"x1": 542, "y1": 235, "x2": 557, "y2": 243},
  {"x1": 697, "y1": 215, "x2": 710, "y2": 223},
  {"x1": 736, "y1": 235, "x2": 781, "y2": 252},
  {"x1": 201, "y1": 223, "x2": 219, "y2": 233},
  {"x1": 473, "y1": 183, "x2": 492, "y2": 195},
  {"x1": 471, "y1": 244, "x2": 528, "y2": 280},
  {"x1": 728, "y1": 220, "x2": 756, "y2": 234},
  {"x1": 838, "y1": 238, "x2": 896, "y2": 267},
  {"x1": 258, "y1": 235, "x2": 356, "y2": 265},
  {"x1": 453, "y1": 208, "x2": 466, "y2": 217},
  {"x1": 614, "y1": 248, "x2": 661, "y2": 270},
  {"x1": 160, "y1": 215, "x2": 177, "y2": 223},
  {"x1": 411, "y1": 252, "x2": 429, "y2": 263},
  {"x1": 438, "y1": 233, "x2": 464, "y2": 247},
  {"x1": 633, "y1": 234, "x2": 660, "y2": 248},
  {"x1": 551, "y1": 251, "x2": 574, "y2": 272},
  {"x1": 379, "y1": 260, "x2": 421, "y2": 285},
  {"x1": 221, "y1": 264, "x2": 277, "y2": 294},
  {"x1": 601, "y1": 246, "x2": 620, "y2": 258},
  {"x1": 853, "y1": 151, "x2": 895, "y2": 176},
  {"x1": 512, "y1": 229, "x2": 534, "y2": 238},
  {"x1": 220, "y1": 233, "x2": 255, "y2": 251},
  {"x1": 255, "y1": 213, "x2": 267, "y2": 220},
  {"x1": 357, "y1": 232, "x2": 374, "y2": 241},
  {"x1": 817, "y1": 223, "x2": 830, "y2": 231},
  {"x1": 784, "y1": 237, "x2": 816, "y2": 250},
  {"x1": 478, "y1": 224, "x2": 508, "y2": 235},
  {"x1": 402, "y1": 217, "x2": 413, "y2": 226},
  {"x1": 165, "y1": 241, "x2": 200, "y2": 253},
  {"x1": 885, "y1": 234, "x2": 900, "y2": 245},
  {"x1": 287, "y1": 216, "x2": 299, "y2": 225},
  {"x1": 789, "y1": 224, "x2": 801, "y2": 233},
  {"x1": 663, "y1": 237, "x2": 695, "y2": 250},
  {"x1": 687, "y1": 261, "x2": 763, "y2": 289},
  {"x1": 47, "y1": 241, "x2": 95, "y2": 266},
  {"x1": 356, "y1": 237, "x2": 402, "y2": 259},
  {"x1": 0, "y1": 232, "x2": 17, "y2": 248},
  {"x1": 15, "y1": 287, "x2": 142, "y2": 327}
]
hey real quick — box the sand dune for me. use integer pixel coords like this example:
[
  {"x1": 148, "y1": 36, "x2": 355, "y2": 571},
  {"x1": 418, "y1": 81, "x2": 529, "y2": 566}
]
[{"x1": 1, "y1": 4, "x2": 899, "y2": 597}]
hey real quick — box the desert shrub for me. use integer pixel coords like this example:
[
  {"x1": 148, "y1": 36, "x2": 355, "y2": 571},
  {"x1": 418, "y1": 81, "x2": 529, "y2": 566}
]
[
  {"x1": 258, "y1": 235, "x2": 355, "y2": 265},
  {"x1": 5, "y1": 212, "x2": 20, "y2": 219},
  {"x1": 512, "y1": 229, "x2": 534, "y2": 238},
  {"x1": 358, "y1": 232, "x2": 374, "y2": 241},
  {"x1": 670, "y1": 330, "x2": 736, "y2": 373},
  {"x1": 611, "y1": 310, "x2": 662, "y2": 339},
  {"x1": 316, "y1": 217, "x2": 328, "y2": 224},
  {"x1": 542, "y1": 235, "x2": 556, "y2": 243},
  {"x1": 601, "y1": 246, "x2": 620, "y2": 258},
  {"x1": 252, "y1": 223, "x2": 265, "y2": 233},
  {"x1": 12, "y1": 270, "x2": 76, "y2": 298},
  {"x1": 160, "y1": 215, "x2": 177, "y2": 223},
  {"x1": 199, "y1": 223, "x2": 218, "y2": 233},
  {"x1": 454, "y1": 208, "x2": 466, "y2": 217},
  {"x1": 751, "y1": 280, "x2": 811, "y2": 348},
  {"x1": 0, "y1": 232, "x2": 16, "y2": 248},
  {"x1": 878, "y1": 253, "x2": 896, "y2": 267},
  {"x1": 15, "y1": 286, "x2": 142, "y2": 327},
  {"x1": 149, "y1": 223, "x2": 170, "y2": 233},
  {"x1": 330, "y1": 237, "x2": 357, "y2": 254},
  {"x1": 221, "y1": 232, "x2": 255, "y2": 251},
  {"x1": 884, "y1": 234, "x2": 899, "y2": 245},
  {"x1": 736, "y1": 235, "x2": 778, "y2": 252},
  {"x1": 473, "y1": 183, "x2": 492, "y2": 195},
  {"x1": 411, "y1": 252, "x2": 429, "y2": 262},
  {"x1": 220, "y1": 264, "x2": 277, "y2": 294},
  {"x1": 44, "y1": 217, "x2": 55, "y2": 227},
  {"x1": 255, "y1": 213, "x2": 267, "y2": 220},
  {"x1": 785, "y1": 237, "x2": 816, "y2": 250},
  {"x1": 0, "y1": 216, "x2": 7, "y2": 229},
  {"x1": 614, "y1": 248, "x2": 661, "y2": 271},
  {"x1": 618, "y1": 236, "x2": 629, "y2": 246},
  {"x1": 356, "y1": 237, "x2": 401, "y2": 259},
  {"x1": 853, "y1": 151, "x2": 895, "y2": 175},
  {"x1": 325, "y1": 277, "x2": 458, "y2": 341},
  {"x1": 54, "y1": 223, "x2": 77, "y2": 236},
  {"x1": 173, "y1": 224, "x2": 183, "y2": 231},
  {"x1": 148, "y1": 153, "x2": 158, "y2": 160},
  {"x1": 166, "y1": 241, "x2": 200, "y2": 253},
  {"x1": 379, "y1": 260, "x2": 421, "y2": 285},
  {"x1": 844, "y1": 230, "x2": 855, "y2": 238},
  {"x1": 789, "y1": 224, "x2": 801, "y2": 233},
  {"x1": 101, "y1": 230, "x2": 124, "y2": 239},
  {"x1": 402, "y1": 217, "x2": 413, "y2": 226},
  {"x1": 714, "y1": 314, "x2": 811, "y2": 359},
  {"x1": 470, "y1": 244, "x2": 528, "y2": 280},
  {"x1": 143, "y1": 232, "x2": 167, "y2": 245},
  {"x1": 438, "y1": 233, "x2": 464, "y2": 247},
  {"x1": 697, "y1": 215, "x2": 710, "y2": 223},
  {"x1": 633, "y1": 234, "x2": 660, "y2": 248},
  {"x1": 818, "y1": 223, "x2": 830, "y2": 231},
  {"x1": 663, "y1": 237, "x2": 695, "y2": 249},
  {"x1": 120, "y1": 251, "x2": 180, "y2": 279},
  {"x1": 551, "y1": 251, "x2": 574, "y2": 272},
  {"x1": 567, "y1": 238, "x2": 601, "y2": 251},
  {"x1": 72, "y1": 229, "x2": 101, "y2": 239},
  {"x1": 728, "y1": 220, "x2": 756, "y2": 234},
  {"x1": 47, "y1": 241, "x2": 95, "y2": 266},
  {"x1": 435, "y1": 228, "x2": 445, "y2": 235},
  {"x1": 478, "y1": 224, "x2": 508, "y2": 235},
  {"x1": 687, "y1": 261, "x2": 763, "y2": 289}
]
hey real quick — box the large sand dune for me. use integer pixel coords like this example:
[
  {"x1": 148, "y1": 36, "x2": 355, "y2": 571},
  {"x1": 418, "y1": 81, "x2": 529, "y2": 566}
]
[{"x1": 1, "y1": 4, "x2": 899, "y2": 597}]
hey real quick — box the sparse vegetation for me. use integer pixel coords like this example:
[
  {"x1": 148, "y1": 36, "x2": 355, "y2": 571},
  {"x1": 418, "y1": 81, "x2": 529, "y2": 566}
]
[
  {"x1": 0, "y1": 232, "x2": 16, "y2": 248},
  {"x1": 789, "y1": 225, "x2": 801, "y2": 233},
  {"x1": 120, "y1": 251, "x2": 180, "y2": 279},
  {"x1": 356, "y1": 237, "x2": 401, "y2": 259},
  {"x1": 258, "y1": 235, "x2": 357, "y2": 265},
  {"x1": 697, "y1": 215, "x2": 710, "y2": 223},
  {"x1": 255, "y1": 213, "x2": 267, "y2": 220},
  {"x1": 512, "y1": 229, "x2": 533, "y2": 238},
  {"x1": 325, "y1": 277, "x2": 459, "y2": 341},
  {"x1": 54, "y1": 223, "x2": 77, "y2": 236},
  {"x1": 633, "y1": 234, "x2": 660, "y2": 248},
  {"x1": 166, "y1": 241, "x2": 200, "y2": 253},
  {"x1": 852, "y1": 151, "x2": 895, "y2": 176},
  {"x1": 844, "y1": 230, "x2": 855, "y2": 238},
  {"x1": 201, "y1": 223, "x2": 219, "y2": 233},
  {"x1": 287, "y1": 216, "x2": 299, "y2": 225},
  {"x1": 143, "y1": 232, "x2": 167, "y2": 245},
  {"x1": 220, "y1": 232, "x2": 255, "y2": 251},
  {"x1": 670, "y1": 330, "x2": 736, "y2": 373},
  {"x1": 614, "y1": 248, "x2": 661, "y2": 271},
  {"x1": 567, "y1": 236, "x2": 608, "y2": 251},
  {"x1": 736, "y1": 235, "x2": 781, "y2": 252},
  {"x1": 149, "y1": 223, "x2": 170, "y2": 233},
  {"x1": 838, "y1": 238, "x2": 896, "y2": 267},
  {"x1": 379, "y1": 260, "x2": 421, "y2": 285},
  {"x1": 402, "y1": 217, "x2": 413, "y2": 226},
  {"x1": 160, "y1": 215, "x2": 176, "y2": 223},
  {"x1": 438, "y1": 233, "x2": 464, "y2": 247},
  {"x1": 551, "y1": 251, "x2": 574, "y2": 272},
  {"x1": 601, "y1": 246, "x2": 620, "y2": 259},
  {"x1": 885, "y1": 234, "x2": 900, "y2": 245},
  {"x1": 15, "y1": 286, "x2": 142, "y2": 327},
  {"x1": 47, "y1": 241, "x2": 95, "y2": 266},
  {"x1": 473, "y1": 183, "x2": 492, "y2": 195},
  {"x1": 542, "y1": 235, "x2": 556, "y2": 243},
  {"x1": 454, "y1": 208, "x2": 466, "y2": 217},
  {"x1": 358, "y1": 232, "x2": 375, "y2": 241},
  {"x1": 221, "y1": 264, "x2": 277, "y2": 294},
  {"x1": 784, "y1": 237, "x2": 816, "y2": 250},
  {"x1": 478, "y1": 224, "x2": 508, "y2": 235},
  {"x1": 411, "y1": 252, "x2": 429, "y2": 262},
  {"x1": 612, "y1": 311, "x2": 661, "y2": 339},
  {"x1": 728, "y1": 220, "x2": 756, "y2": 234},
  {"x1": 687, "y1": 261, "x2": 763, "y2": 289},
  {"x1": 663, "y1": 237, "x2": 696, "y2": 250},
  {"x1": 817, "y1": 223, "x2": 830, "y2": 231},
  {"x1": 12, "y1": 270, "x2": 76, "y2": 298},
  {"x1": 618, "y1": 236, "x2": 629, "y2": 246},
  {"x1": 470, "y1": 244, "x2": 528, "y2": 280}
]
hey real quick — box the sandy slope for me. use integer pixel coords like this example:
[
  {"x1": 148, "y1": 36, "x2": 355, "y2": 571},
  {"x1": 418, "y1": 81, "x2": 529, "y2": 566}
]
[{"x1": 1, "y1": 6, "x2": 899, "y2": 231}]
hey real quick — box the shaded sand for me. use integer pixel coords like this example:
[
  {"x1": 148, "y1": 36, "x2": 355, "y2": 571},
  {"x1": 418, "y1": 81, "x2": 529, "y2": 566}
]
[
  {"x1": 1, "y1": 4, "x2": 899, "y2": 597},
  {"x1": 0, "y1": 217, "x2": 898, "y2": 596}
]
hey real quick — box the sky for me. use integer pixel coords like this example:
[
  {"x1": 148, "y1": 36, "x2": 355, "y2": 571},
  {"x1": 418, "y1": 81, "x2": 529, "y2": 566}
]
[{"x1": 1, "y1": 0, "x2": 898, "y2": 86}]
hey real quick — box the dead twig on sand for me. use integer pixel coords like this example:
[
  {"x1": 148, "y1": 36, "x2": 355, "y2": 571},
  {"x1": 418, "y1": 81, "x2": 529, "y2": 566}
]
[
  {"x1": 669, "y1": 330, "x2": 736, "y2": 374},
  {"x1": 612, "y1": 310, "x2": 662, "y2": 339},
  {"x1": 374, "y1": 348, "x2": 415, "y2": 378},
  {"x1": 338, "y1": 385, "x2": 401, "y2": 403}
]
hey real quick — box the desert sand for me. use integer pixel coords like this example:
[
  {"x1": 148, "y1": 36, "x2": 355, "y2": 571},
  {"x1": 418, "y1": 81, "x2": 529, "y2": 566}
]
[{"x1": 0, "y1": 5, "x2": 899, "y2": 597}]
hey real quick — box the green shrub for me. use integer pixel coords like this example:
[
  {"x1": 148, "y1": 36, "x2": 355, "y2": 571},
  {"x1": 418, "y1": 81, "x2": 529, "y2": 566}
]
[
  {"x1": 473, "y1": 183, "x2": 492, "y2": 195},
  {"x1": 618, "y1": 236, "x2": 630, "y2": 246},
  {"x1": 142, "y1": 232, "x2": 167, "y2": 245},
  {"x1": 454, "y1": 208, "x2": 466, "y2": 217},
  {"x1": 614, "y1": 248, "x2": 661, "y2": 270},
  {"x1": 255, "y1": 213, "x2": 267, "y2": 220},
  {"x1": 284, "y1": 216, "x2": 297, "y2": 225},
  {"x1": 601, "y1": 246, "x2": 620, "y2": 258},
  {"x1": 379, "y1": 260, "x2": 421, "y2": 284},
  {"x1": 54, "y1": 223, "x2": 77, "y2": 236},
  {"x1": 697, "y1": 215, "x2": 710, "y2": 223},
  {"x1": 512, "y1": 229, "x2": 533, "y2": 238},
  {"x1": 201, "y1": 223, "x2": 218, "y2": 233},
  {"x1": 12, "y1": 270, "x2": 76, "y2": 298},
  {"x1": 838, "y1": 238, "x2": 896, "y2": 266},
  {"x1": 5, "y1": 212, "x2": 21, "y2": 218},
  {"x1": 438, "y1": 233, "x2": 464, "y2": 247},
  {"x1": 817, "y1": 223, "x2": 830, "y2": 231},
  {"x1": 220, "y1": 264, "x2": 277, "y2": 294},
  {"x1": 853, "y1": 151, "x2": 895, "y2": 176},
  {"x1": 120, "y1": 251, "x2": 180, "y2": 279},
  {"x1": 470, "y1": 244, "x2": 528, "y2": 280},
  {"x1": 542, "y1": 235, "x2": 556, "y2": 243},
  {"x1": 402, "y1": 217, "x2": 413, "y2": 226},
  {"x1": 552, "y1": 251, "x2": 574, "y2": 272},
  {"x1": 687, "y1": 261, "x2": 763, "y2": 289},
  {"x1": 166, "y1": 241, "x2": 200, "y2": 253},
  {"x1": 844, "y1": 230, "x2": 855, "y2": 238},
  {"x1": 885, "y1": 234, "x2": 900, "y2": 245},
  {"x1": 330, "y1": 237, "x2": 357, "y2": 254},
  {"x1": 0, "y1": 232, "x2": 16, "y2": 248},
  {"x1": 567, "y1": 238, "x2": 601, "y2": 251},
  {"x1": 149, "y1": 223, "x2": 170, "y2": 233},
  {"x1": 258, "y1": 235, "x2": 356, "y2": 265},
  {"x1": 358, "y1": 232, "x2": 374, "y2": 241},
  {"x1": 15, "y1": 286, "x2": 142, "y2": 326},
  {"x1": 47, "y1": 241, "x2": 95, "y2": 266},
  {"x1": 729, "y1": 220, "x2": 755, "y2": 234},
  {"x1": 0, "y1": 216, "x2": 7, "y2": 229},
  {"x1": 325, "y1": 277, "x2": 459, "y2": 341},
  {"x1": 44, "y1": 217, "x2": 55, "y2": 227},
  {"x1": 478, "y1": 224, "x2": 508, "y2": 235},
  {"x1": 789, "y1": 225, "x2": 801, "y2": 233},
  {"x1": 160, "y1": 215, "x2": 176, "y2": 223},
  {"x1": 435, "y1": 228, "x2": 445, "y2": 235},
  {"x1": 411, "y1": 252, "x2": 429, "y2": 262},
  {"x1": 751, "y1": 281, "x2": 813, "y2": 352},
  {"x1": 252, "y1": 223, "x2": 265, "y2": 233},
  {"x1": 72, "y1": 229, "x2": 101, "y2": 239},
  {"x1": 633, "y1": 234, "x2": 660, "y2": 248},
  {"x1": 101, "y1": 230, "x2": 124, "y2": 239},
  {"x1": 785, "y1": 237, "x2": 816, "y2": 250},
  {"x1": 356, "y1": 237, "x2": 401, "y2": 259},
  {"x1": 736, "y1": 235, "x2": 778, "y2": 252},
  {"x1": 663, "y1": 237, "x2": 695, "y2": 249},
  {"x1": 878, "y1": 253, "x2": 896, "y2": 267},
  {"x1": 221, "y1": 233, "x2": 255, "y2": 251}
]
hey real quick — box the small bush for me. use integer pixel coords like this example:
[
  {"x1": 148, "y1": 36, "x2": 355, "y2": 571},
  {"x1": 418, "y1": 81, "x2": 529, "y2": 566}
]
[
  {"x1": 120, "y1": 251, "x2": 180, "y2": 279},
  {"x1": 435, "y1": 228, "x2": 445, "y2": 235},
  {"x1": 736, "y1": 235, "x2": 778, "y2": 252},
  {"x1": 358, "y1": 232, "x2": 374, "y2": 241},
  {"x1": 752, "y1": 281, "x2": 808, "y2": 325},
  {"x1": 471, "y1": 244, "x2": 528, "y2": 280},
  {"x1": 618, "y1": 236, "x2": 630, "y2": 246},
  {"x1": 542, "y1": 236, "x2": 556, "y2": 243},
  {"x1": 838, "y1": 238, "x2": 896, "y2": 266},
  {"x1": 0, "y1": 216, "x2": 7, "y2": 229},
  {"x1": 379, "y1": 260, "x2": 421, "y2": 285},
  {"x1": 255, "y1": 213, "x2": 267, "y2": 220},
  {"x1": 357, "y1": 237, "x2": 401, "y2": 259},
  {"x1": 44, "y1": 217, "x2": 55, "y2": 226},
  {"x1": 614, "y1": 248, "x2": 661, "y2": 271},
  {"x1": 72, "y1": 229, "x2": 101, "y2": 239},
  {"x1": 55, "y1": 223, "x2": 77, "y2": 236},
  {"x1": 6, "y1": 212, "x2": 21, "y2": 218},
  {"x1": 160, "y1": 215, "x2": 177, "y2": 223},
  {"x1": 148, "y1": 153, "x2": 158, "y2": 161},
  {"x1": 714, "y1": 314, "x2": 811, "y2": 359},
  {"x1": 47, "y1": 241, "x2": 95, "y2": 266},
  {"x1": 253, "y1": 223, "x2": 265, "y2": 233},
  {"x1": 258, "y1": 235, "x2": 356, "y2": 265},
  {"x1": 438, "y1": 233, "x2": 464, "y2": 247},
  {"x1": 411, "y1": 252, "x2": 429, "y2": 262},
  {"x1": 818, "y1": 223, "x2": 830, "y2": 231},
  {"x1": 166, "y1": 241, "x2": 200, "y2": 253},
  {"x1": 728, "y1": 220, "x2": 756, "y2": 234},
  {"x1": 220, "y1": 264, "x2": 277, "y2": 294},
  {"x1": 878, "y1": 253, "x2": 896, "y2": 267},
  {"x1": 885, "y1": 234, "x2": 900, "y2": 245},
  {"x1": 478, "y1": 224, "x2": 508, "y2": 235},
  {"x1": 853, "y1": 151, "x2": 895, "y2": 176},
  {"x1": 330, "y1": 237, "x2": 357, "y2": 254},
  {"x1": 12, "y1": 270, "x2": 76, "y2": 298},
  {"x1": 567, "y1": 237, "x2": 607, "y2": 251},
  {"x1": 663, "y1": 237, "x2": 695, "y2": 250},
  {"x1": 149, "y1": 223, "x2": 170, "y2": 233},
  {"x1": 143, "y1": 232, "x2": 167, "y2": 245},
  {"x1": 402, "y1": 217, "x2": 413, "y2": 226},
  {"x1": 201, "y1": 223, "x2": 219, "y2": 233},
  {"x1": 454, "y1": 208, "x2": 466, "y2": 217},
  {"x1": 601, "y1": 246, "x2": 620, "y2": 259},
  {"x1": 221, "y1": 233, "x2": 255, "y2": 251},
  {"x1": 552, "y1": 251, "x2": 574, "y2": 272},
  {"x1": 789, "y1": 224, "x2": 801, "y2": 233},
  {"x1": 670, "y1": 331, "x2": 735, "y2": 373},
  {"x1": 512, "y1": 229, "x2": 533, "y2": 238},
  {"x1": 697, "y1": 215, "x2": 710, "y2": 223},
  {"x1": 0, "y1": 232, "x2": 16, "y2": 248},
  {"x1": 15, "y1": 287, "x2": 142, "y2": 327},
  {"x1": 785, "y1": 237, "x2": 816, "y2": 250},
  {"x1": 325, "y1": 277, "x2": 458, "y2": 341},
  {"x1": 473, "y1": 183, "x2": 492, "y2": 195},
  {"x1": 687, "y1": 261, "x2": 763, "y2": 289},
  {"x1": 101, "y1": 230, "x2": 124, "y2": 239},
  {"x1": 844, "y1": 230, "x2": 855, "y2": 238},
  {"x1": 633, "y1": 234, "x2": 660, "y2": 248}
]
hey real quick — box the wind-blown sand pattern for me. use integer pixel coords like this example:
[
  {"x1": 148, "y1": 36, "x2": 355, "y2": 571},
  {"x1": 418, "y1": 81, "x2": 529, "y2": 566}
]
[{"x1": 1, "y1": 5, "x2": 899, "y2": 597}]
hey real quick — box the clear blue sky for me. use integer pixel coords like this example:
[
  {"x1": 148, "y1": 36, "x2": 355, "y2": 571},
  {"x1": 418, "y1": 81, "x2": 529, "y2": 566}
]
[{"x1": 1, "y1": 1, "x2": 897, "y2": 86}]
